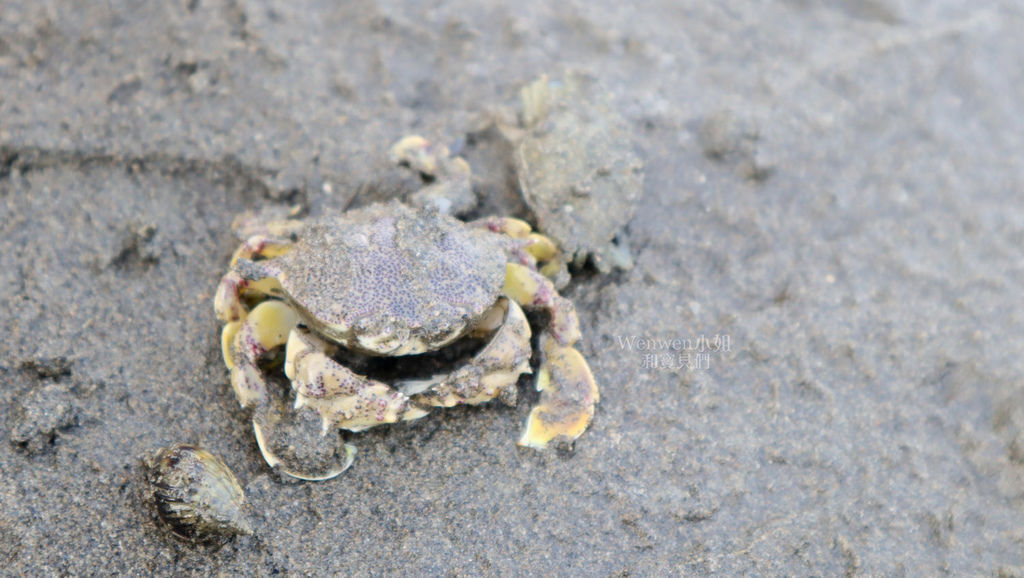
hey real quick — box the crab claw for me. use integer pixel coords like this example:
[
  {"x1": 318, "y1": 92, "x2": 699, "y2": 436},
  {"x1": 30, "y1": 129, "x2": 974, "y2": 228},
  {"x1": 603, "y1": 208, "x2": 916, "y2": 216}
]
[
  {"x1": 503, "y1": 262, "x2": 581, "y2": 346},
  {"x1": 285, "y1": 328, "x2": 430, "y2": 432},
  {"x1": 518, "y1": 335, "x2": 599, "y2": 449},
  {"x1": 408, "y1": 298, "x2": 532, "y2": 408},
  {"x1": 224, "y1": 300, "x2": 300, "y2": 409}
]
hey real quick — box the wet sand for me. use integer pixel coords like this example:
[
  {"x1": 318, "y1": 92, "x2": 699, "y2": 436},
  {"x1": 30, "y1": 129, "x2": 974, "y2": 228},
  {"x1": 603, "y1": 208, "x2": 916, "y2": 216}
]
[{"x1": 2, "y1": 1, "x2": 1023, "y2": 574}]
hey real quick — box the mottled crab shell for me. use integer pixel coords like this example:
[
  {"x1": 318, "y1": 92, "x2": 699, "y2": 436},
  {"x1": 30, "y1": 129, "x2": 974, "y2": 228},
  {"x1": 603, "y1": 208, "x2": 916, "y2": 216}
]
[{"x1": 247, "y1": 202, "x2": 508, "y2": 356}]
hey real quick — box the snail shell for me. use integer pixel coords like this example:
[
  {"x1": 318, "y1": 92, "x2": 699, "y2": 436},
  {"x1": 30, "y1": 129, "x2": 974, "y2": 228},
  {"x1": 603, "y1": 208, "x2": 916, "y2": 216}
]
[{"x1": 142, "y1": 443, "x2": 252, "y2": 541}]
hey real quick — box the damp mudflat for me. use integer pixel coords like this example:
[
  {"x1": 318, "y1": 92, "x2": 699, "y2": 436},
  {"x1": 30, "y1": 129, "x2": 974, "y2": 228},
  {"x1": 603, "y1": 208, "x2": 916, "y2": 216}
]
[{"x1": 2, "y1": 1, "x2": 1023, "y2": 575}]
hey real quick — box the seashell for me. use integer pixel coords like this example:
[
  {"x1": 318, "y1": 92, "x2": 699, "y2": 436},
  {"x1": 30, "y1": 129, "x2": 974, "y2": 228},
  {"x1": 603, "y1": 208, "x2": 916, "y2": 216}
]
[{"x1": 142, "y1": 443, "x2": 252, "y2": 541}]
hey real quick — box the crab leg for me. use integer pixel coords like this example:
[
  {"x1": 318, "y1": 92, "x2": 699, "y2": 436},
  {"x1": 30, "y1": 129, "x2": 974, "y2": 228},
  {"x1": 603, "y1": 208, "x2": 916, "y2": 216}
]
[
  {"x1": 229, "y1": 234, "x2": 295, "y2": 265},
  {"x1": 251, "y1": 398, "x2": 357, "y2": 482},
  {"x1": 231, "y1": 215, "x2": 306, "y2": 242},
  {"x1": 472, "y1": 216, "x2": 533, "y2": 239},
  {"x1": 390, "y1": 135, "x2": 473, "y2": 214},
  {"x1": 223, "y1": 300, "x2": 367, "y2": 481},
  {"x1": 223, "y1": 300, "x2": 300, "y2": 409},
  {"x1": 285, "y1": 328, "x2": 430, "y2": 433},
  {"x1": 503, "y1": 262, "x2": 581, "y2": 346},
  {"x1": 390, "y1": 135, "x2": 469, "y2": 179},
  {"x1": 501, "y1": 262, "x2": 598, "y2": 449},
  {"x1": 473, "y1": 216, "x2": 567, "y2": 287},
  {"x1": 408, "y1": 298, "x2": 533, "y2": 409},
  {"x1": 472, "y1": 217, "x2": 559, "y2": 263},
  {"x1": 519, "y1": 335, "x2": 600, "y2": 449},
  {"x1": 214, "y1": 234, "x2": 295, "y2": 323}
]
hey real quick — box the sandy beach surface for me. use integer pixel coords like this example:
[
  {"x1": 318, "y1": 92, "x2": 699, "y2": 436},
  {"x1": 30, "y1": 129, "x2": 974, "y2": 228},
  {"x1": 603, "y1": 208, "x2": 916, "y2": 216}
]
[{"x1": 2, "y1": 1, "x2": 1023, "y2": 574}]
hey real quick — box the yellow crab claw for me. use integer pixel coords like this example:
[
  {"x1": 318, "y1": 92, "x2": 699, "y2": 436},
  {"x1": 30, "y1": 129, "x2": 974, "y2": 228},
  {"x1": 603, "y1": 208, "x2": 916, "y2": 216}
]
[{"x1": 518, "y1": 335, "x2": 599, "y2": 449}]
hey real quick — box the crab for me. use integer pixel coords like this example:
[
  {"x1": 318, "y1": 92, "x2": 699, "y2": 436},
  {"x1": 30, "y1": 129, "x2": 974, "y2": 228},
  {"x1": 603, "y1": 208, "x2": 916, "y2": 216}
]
[{"x1": 214, "y1": 139, "x2": 599, "y2": 480}]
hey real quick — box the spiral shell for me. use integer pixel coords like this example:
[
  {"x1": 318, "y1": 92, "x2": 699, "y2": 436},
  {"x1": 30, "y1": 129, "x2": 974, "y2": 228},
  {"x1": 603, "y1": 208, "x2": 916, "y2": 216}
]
[{"x1": 142, "y1": 443, "x2": 252, "y2": 541}]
